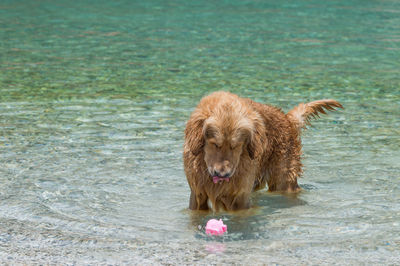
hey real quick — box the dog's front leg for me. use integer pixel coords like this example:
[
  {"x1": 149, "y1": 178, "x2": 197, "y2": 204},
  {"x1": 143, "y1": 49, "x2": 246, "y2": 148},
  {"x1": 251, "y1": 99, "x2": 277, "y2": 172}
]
[
  {"x1": 220, "y1": 193, "x2": 251, "y2": 211},
  {"x1": 189, "y1": 190, "x2": 209, "y2": 210}
]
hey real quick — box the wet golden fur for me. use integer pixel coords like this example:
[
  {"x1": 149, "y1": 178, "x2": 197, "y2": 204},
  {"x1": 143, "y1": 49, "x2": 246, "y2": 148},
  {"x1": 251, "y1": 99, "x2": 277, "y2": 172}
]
[{"x1": 183, "y1": 91, "x2": 342, "y2": 211}]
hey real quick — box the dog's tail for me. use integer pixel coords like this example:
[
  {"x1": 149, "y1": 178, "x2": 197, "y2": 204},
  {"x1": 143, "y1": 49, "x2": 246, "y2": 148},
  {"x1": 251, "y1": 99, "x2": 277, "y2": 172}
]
[{"x1": 287, "y1": 99, "x2": 343, "y2": 131}]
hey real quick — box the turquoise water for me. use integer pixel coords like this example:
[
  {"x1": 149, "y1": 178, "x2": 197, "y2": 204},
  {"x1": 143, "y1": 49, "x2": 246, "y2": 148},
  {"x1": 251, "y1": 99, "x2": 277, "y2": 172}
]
[{"x1": 1, "y1": 0, "x2": 399, "y2": 264}]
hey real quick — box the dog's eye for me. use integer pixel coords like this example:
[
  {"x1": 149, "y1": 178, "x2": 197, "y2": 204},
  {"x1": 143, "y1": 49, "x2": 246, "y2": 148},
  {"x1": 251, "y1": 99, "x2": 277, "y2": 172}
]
[{"x1": 211, "y1": 143, "x2": 221, "y2": 149}]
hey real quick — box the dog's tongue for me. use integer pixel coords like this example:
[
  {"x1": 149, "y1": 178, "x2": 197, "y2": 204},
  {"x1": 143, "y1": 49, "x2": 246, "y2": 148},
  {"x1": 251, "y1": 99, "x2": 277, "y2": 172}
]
[{"x1": 213, "y1": 176, "x2": 230, "y2": 184}]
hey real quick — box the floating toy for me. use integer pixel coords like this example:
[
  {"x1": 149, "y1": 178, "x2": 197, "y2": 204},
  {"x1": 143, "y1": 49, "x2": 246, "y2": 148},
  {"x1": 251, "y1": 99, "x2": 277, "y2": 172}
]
[{"x1": 205, "y1": 219, "x2": 227, "y2": 235}]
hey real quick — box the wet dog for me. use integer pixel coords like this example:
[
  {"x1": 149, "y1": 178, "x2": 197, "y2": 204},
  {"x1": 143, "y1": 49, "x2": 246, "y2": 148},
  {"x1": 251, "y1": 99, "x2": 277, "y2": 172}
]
[{"x1": 183, "y1": 91, "x2": 342, "y2": 211}]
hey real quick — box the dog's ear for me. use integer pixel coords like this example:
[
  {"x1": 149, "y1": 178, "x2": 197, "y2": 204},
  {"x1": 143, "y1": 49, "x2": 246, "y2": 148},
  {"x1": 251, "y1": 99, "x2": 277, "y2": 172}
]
[
  {"x1": 246, "y1": 118, "x2": 266, "y2": 160},
  {"x1": 184, "y1": 112, "x2": 206, "y2": 156}
]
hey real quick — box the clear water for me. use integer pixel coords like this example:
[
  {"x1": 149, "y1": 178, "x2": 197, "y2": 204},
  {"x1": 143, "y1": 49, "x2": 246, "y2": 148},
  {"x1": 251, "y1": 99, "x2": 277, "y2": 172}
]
[{"x1": 1, "y1": 0, "x2": 399, "y2": 264}]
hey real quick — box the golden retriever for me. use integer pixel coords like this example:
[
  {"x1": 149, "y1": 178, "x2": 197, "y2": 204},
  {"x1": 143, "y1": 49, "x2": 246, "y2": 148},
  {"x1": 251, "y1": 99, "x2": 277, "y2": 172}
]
[{"x1": 183, "y1": 91, "x2": 342, "y2": 211}]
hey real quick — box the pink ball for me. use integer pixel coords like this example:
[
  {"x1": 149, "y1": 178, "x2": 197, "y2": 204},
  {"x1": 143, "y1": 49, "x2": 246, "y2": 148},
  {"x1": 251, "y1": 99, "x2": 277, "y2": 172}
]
[{"x1": 205, "y1": 219, "x2": 227, "y2": 236}]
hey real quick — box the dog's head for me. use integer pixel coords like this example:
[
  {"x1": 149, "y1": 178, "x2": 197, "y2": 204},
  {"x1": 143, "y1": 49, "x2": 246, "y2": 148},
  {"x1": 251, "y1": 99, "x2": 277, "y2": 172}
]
[{"x1": 185, "y1": 96, "x2": 265, "y2": 183}]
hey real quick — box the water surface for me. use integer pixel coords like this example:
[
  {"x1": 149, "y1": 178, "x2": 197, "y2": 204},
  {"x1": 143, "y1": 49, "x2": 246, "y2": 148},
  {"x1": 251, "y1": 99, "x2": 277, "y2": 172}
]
[{"x1": 1, "y1": 0, "x2": 399, "y2": 264}]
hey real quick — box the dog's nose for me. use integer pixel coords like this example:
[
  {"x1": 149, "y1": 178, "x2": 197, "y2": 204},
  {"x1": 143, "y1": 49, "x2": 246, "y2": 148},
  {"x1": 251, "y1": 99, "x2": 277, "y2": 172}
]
[
  {"x1": 212, "y1": 161, "x2": 232, "y2": 177},
  {"x1": 213, "y1": 170, "x2": 221, "y2": 177},
  {"x1": 213, "y1": 170, "x2": 231, "y2": 178}
]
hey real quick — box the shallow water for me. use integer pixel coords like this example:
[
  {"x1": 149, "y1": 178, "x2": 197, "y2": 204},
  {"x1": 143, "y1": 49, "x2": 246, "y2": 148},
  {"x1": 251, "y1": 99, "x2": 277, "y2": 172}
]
[{"x1": 1, "y1": 0, "x2": 399, "y2": 264}]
